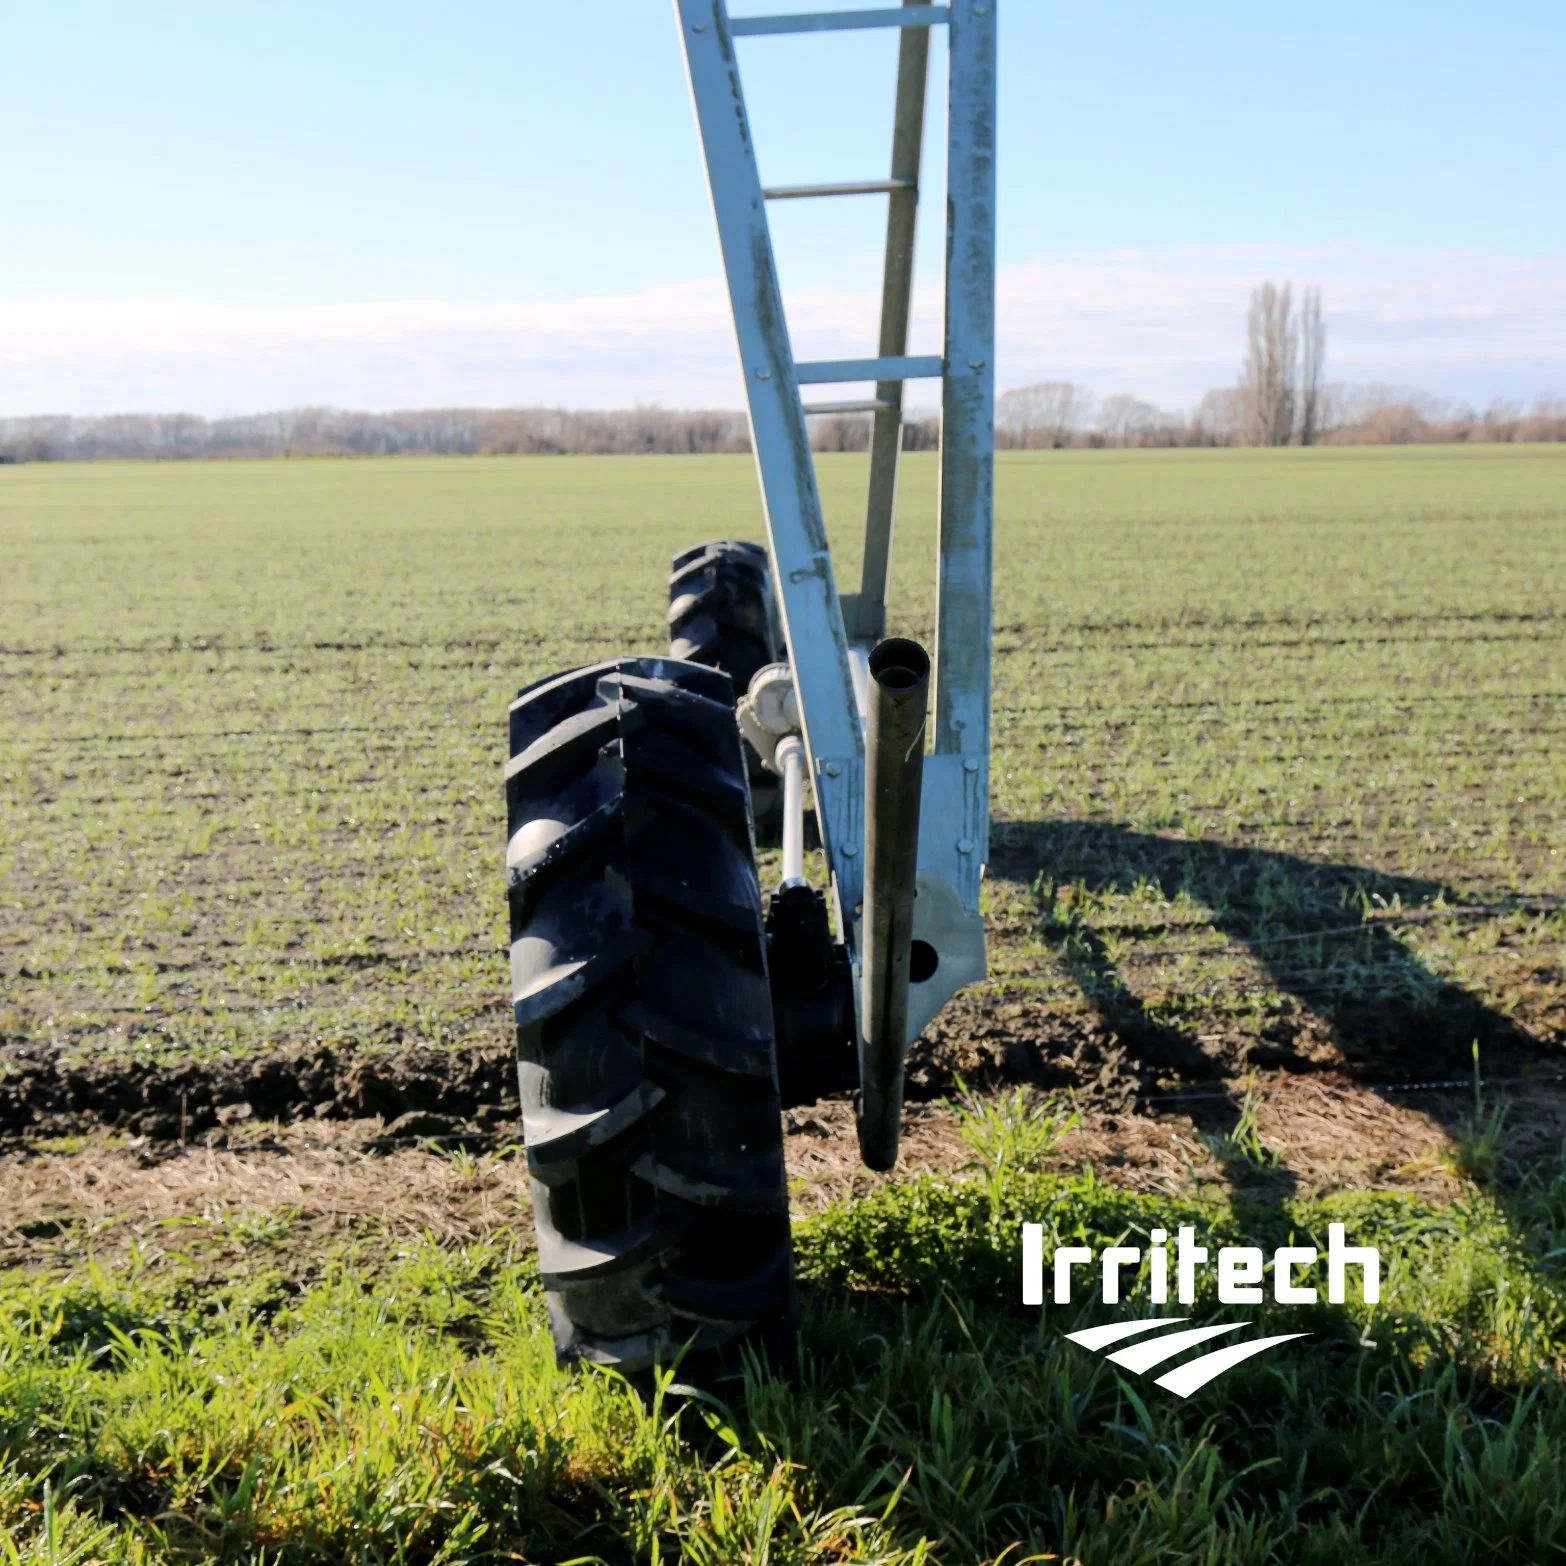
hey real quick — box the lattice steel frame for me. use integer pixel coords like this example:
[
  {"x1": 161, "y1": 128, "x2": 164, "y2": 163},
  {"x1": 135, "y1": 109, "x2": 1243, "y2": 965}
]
[{"x1": 675, "y1": 0, "x2": 996, "y2": 1046}]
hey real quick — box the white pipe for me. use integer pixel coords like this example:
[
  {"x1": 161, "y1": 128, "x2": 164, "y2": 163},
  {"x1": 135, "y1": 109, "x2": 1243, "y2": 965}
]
[{"x1": 775, "y1": 734, "x2": 807, "y2": 887}]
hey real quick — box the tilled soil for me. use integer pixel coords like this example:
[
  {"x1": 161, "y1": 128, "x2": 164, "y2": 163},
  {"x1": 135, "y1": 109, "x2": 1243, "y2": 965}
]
[
  {"x1": 0, "y1": 1040, "x2": 519, "y2": 1143},
  {"x1": 15, "y1": 1077, "x2": 1566, "y2": 1278},
  {"x1": 906, "y1": 978, "x2": 1560, "y2": 1108},
  {"x1": 4, "y1": 974, "x2": 1560, "y2": 1146},
  {"x1": 15, "y1": 964, "x2": 1566, "y2": 1140},
  {"x1": 6, "y1": 974, "x2": 1564, "y2": 1281}
]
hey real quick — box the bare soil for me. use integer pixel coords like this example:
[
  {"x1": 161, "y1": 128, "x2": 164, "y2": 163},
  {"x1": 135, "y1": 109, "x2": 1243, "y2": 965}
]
[
  {"x1": 13, "y1": 1058, "x2": 1566, "y2": 1280},
  {"x1": 0, "y1": 1040, "x2": 519, "y2": 1142},
  {"x1": 7, "y1": 964, "x2": 1565, "y2": 1278},
  {"x1": 6, "y1": 960, "x2": 1560, "y2": 1146}
]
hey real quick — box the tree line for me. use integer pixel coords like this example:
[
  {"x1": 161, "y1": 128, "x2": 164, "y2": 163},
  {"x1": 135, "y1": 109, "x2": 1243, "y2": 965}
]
[
  {"x1": 999, "y1": 280, "x2": 1564, "y2": 449},
  {"x1": 7, "y1": 388, "x2": 1558, "y2": 464},
  {"x1": 0, "y1": 403, "x2": 947, "y2": 463},
  {"x1": 0, "y1": 406, "x2": 748, "y2": 463},
  {"x1": 997, "y1": 381, "x2": 1566, "y2": 450},
  {"x1": 2, "y1": 281, "x2": 1560, "y2": 461}
]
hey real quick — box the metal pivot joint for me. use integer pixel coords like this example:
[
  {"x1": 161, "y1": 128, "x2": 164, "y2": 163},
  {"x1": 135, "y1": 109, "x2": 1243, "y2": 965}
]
[{"x1": 676, "y1": 0, "x2": 997, "y2": 1169}]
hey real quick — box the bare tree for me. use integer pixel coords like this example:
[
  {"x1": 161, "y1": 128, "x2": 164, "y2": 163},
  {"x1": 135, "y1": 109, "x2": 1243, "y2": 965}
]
[
  {"x1": 1299, "y1": 287, "x2": 1325, "y2": 445},
  {"x1": 1191, "y1": 387, "x2": 1244, "y2": 445},
  {"x1": 809, "y1": 414, "x2": 870, "y2": 452},
  {"x1": 1239, "y1": 281, "x2": 1298, "y2": 446},
  {"x1": 996, "y1": 381, "x2": 1092, "y2": 447},
  {"x1": 1095, "y1": 394, "x2": 1178, "y2": 445},
  {"x1": 1521, "y1": 395, "x2": 1566, "y2": 443}
]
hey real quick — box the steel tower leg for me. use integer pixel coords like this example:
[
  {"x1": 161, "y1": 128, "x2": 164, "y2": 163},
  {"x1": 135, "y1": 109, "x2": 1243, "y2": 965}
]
[{"x1": 674, "y1": 0, "x2": 996, "y2": 1163}]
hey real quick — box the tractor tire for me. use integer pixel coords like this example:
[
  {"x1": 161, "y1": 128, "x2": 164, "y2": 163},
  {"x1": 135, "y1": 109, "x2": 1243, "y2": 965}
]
[
  {"x1": 506, "y1": 656, "x2": 794, "y2": 1373},
  {"x1": 668, "y1": 540, "x2": 784, "y2": 828},
  {"x1": 667, "y1": 539, "x2": 782, "y2": 700}
]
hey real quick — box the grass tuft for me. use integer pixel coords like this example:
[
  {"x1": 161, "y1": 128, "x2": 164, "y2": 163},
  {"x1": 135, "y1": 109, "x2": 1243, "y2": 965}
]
[
  {"x1": 1445, "y1": 1043, "x2": 1514, "y2": 1184},
  {"x1": 952, "y1": 1080, "x2": 1083, "y2": 1182},
  {"x1": 1197, "y1": 1076, "x2": 1284, "y2": 1173}
]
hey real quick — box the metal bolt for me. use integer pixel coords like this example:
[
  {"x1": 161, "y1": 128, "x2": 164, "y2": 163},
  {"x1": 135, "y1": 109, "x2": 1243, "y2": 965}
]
[
  {"x1": 842, "y1": 842, "x2": 858, "y2": 857},
  {"x1": 754, "y1": 367, "x2": 772, "y2": 380},
  {"x1": 967, "y1": 359, "x2": 986, "y2": 371},
  {"x1": 963, "y1": 757, "x2": 980, "y2": 773},
  {"x1": 956, "y1": 837, "x2": 974, "y2": 854},
  {"x1": 824, "y1": 761, "x2": 841, "y2": 777}
]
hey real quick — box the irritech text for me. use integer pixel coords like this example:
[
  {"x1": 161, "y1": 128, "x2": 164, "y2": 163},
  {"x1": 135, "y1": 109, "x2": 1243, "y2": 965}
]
[{"x1": 1021, "y1": 1224, "x2": 1382, "y2": 1307}]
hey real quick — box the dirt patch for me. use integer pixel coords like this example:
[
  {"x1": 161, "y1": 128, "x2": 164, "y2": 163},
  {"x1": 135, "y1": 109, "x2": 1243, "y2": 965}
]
[
  {"x1": 2, "y1": 1119, "x2": 516, "y2": 1247},
  {"x1": 782, "y1": 1072, "x2": 1556, "y2": 1214},
  {"x1": 0, "y1": 1041, "x2": 519, "y2": 1142},
  {"x1": 15, "y1": 1074, "x2": 1564, "y2": 1275},
  {"x1": 0, "y1": 1119, "x2": 530, "y2": 1277},
  {"x1": 904, "y1": 984, "x2": 1560, "y2": 1107}
]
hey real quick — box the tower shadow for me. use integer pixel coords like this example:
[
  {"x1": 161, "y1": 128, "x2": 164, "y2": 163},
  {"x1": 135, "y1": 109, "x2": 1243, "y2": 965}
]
[{"x1": 986, "y1": 819, "x2": 1553, "y2": 1196}]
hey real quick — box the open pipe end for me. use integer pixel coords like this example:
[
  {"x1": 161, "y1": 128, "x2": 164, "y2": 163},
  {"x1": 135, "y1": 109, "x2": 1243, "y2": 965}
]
[
  {"x1": 868, "y1": 636, "x2": 930, "y2": 694},
  {"x1": 857, "y1": 1121, "x2": 899, "y2": 1174}
]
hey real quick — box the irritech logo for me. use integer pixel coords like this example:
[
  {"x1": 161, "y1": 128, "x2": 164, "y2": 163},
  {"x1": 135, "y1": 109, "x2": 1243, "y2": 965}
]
[{"x1": 1022, "y1": 1223, "x2": 1381, "y2": 1399}]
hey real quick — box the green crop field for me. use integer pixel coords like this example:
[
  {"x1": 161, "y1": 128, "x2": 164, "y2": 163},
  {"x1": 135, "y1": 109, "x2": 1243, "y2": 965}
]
[
  {"x1": 3, "y1": 445, "x2": 1562, "y2": 1083},
  {"x1": 3, "y1": 444, "x2": 1566, "y2": 1562}
]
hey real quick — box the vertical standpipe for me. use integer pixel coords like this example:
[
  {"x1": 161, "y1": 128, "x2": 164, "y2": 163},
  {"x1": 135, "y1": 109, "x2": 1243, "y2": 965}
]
[{"x1": 857, "y1": 637, "x2": 930, "y2": 1170}]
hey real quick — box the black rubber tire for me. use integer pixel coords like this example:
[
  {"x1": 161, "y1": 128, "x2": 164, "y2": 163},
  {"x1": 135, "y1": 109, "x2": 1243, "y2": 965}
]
[
  {"x1": 506, "y1": 656, "x2": 794, "y2": 1372},
  {"x1": 667, "y1": 539, "x2": 782, "y2": 701},
  {"x1": 668, "y1": 540, "x2": 784, "y2": 828}
]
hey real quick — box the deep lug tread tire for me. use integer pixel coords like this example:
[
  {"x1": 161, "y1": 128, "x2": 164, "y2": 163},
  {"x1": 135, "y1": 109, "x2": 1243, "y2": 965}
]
[
  {"x1": 667, "y1": 540, "x2": 785, "y2": 831},
  {"x1": 667, "y1": 539, "x2": 782, "y2": 699},
  {"x1": 507, "y1": 656, "x2": 794, "y2": 1371}
]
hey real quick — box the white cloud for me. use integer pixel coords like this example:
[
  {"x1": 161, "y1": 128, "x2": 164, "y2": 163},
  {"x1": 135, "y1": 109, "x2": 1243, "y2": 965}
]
[
  {"x1": 991, "y1": 247, "x2": 1566, "y2": 410},
  {"x1": 1, "y1": 246, "x2": 1561, "y2": 417}
]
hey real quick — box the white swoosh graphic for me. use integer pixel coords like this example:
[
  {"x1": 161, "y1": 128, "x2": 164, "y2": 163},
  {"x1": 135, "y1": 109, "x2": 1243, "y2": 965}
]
[
  {"x1": 1106, "y1": 1322, "x2": 1245, "y2": 1373},
  {"x1": 1064, "y1": 1317, "x2": 1190, "y2": 1352},
  {"x1": 1062, "y1": 1318, "x2": 1310, "y2": 1396},
  {"x1": 1154, "y1": 1334, "x2": 1310, "y2": 1398}
]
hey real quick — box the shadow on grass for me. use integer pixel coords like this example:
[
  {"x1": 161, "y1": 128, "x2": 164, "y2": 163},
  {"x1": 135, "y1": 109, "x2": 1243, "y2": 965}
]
[{"x1": 990, "y1": 819, "x2": 1552, "y2": 1198}]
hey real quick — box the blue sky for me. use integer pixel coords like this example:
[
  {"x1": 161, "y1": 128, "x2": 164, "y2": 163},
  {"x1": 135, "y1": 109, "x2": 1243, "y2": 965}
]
[{"x1": 2, "y1": 0, "x2": 1562, "y2": 416}]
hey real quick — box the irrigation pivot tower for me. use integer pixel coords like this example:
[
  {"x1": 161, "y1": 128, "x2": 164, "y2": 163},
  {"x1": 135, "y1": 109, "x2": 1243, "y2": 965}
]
[
  {"x1": 504, "y1": 1, "x2": 996, "y2": 1371},
  {"x1": 677, "y1": 0, "x2": 997, "y2": 1166}
]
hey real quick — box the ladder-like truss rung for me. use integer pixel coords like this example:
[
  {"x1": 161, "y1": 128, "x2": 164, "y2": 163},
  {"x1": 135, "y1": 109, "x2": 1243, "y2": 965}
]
[
  {"x1": 796, "y1": 355, "x2": 943, "y2": 385},
  {"x1": 763, "y1": 178, "x2": 913, "y2": 200},
  {"x1": 731, "y1": 6, "x2": 950, "y2": 37},
  {"x1": 803, "y1": 399, "x2": 895, "y2": 415}
]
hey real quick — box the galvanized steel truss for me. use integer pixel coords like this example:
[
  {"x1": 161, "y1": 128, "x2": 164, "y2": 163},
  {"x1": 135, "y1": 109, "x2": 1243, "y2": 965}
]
[{"x1": 675, "y1": 0, "x2": 996, "y2": 1042}]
